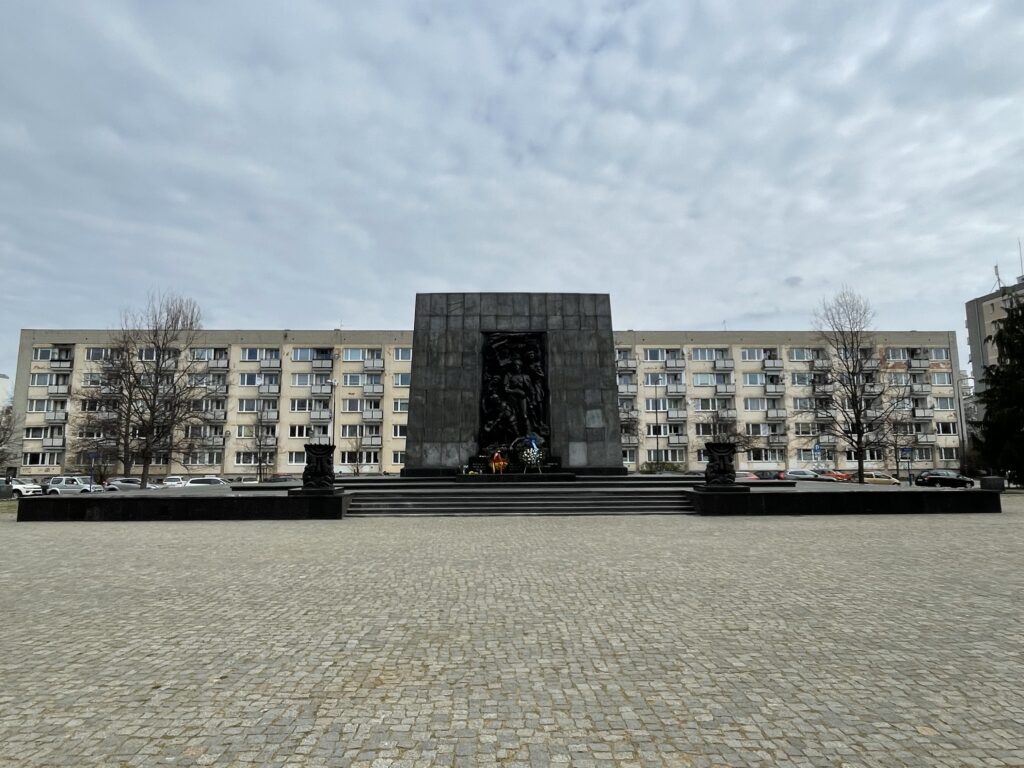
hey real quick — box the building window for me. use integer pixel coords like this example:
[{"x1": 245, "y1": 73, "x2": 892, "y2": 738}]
[
  {"x1": 239, "y1": 373, "x2": 259, "y2": 386},
  {"x1": 343, "y1": 373, "x2": 363, "y2": 386},
  {"x1": 290, "y1": 399, "x2": 314, "y2": 412},
  {"x1": 235, "y1": 451, "x2": 275, "y2": 465},
  {"x1": 796, "y1": 449, "x2": 814, "y2": 461},
  {"x1": 288, "y1": 451, "x2": 306, "y2": 464},
  {"x1": 394, "y1": 347, "x2": 412, "y2": 361},
  {"x1": 743, "y1": 398, "x2": 768, "y2": 411},
  {"x1": 845, "y1": 449, "x2": 884, "y2": 462},
  {"x1": 622, "y1": 449, "x2": 636, "y2": 464},
  {"x1": 32, "y1": 348, "x2": 53, "y2": 361},
  {"x1": 238, "y1": 399, "x2": 259, "y2": 412},
  {"x1": 930, "y1": 348, "x2": 950, "y2": 360},
  {"x1": 292, "y1": 348, "x2": 314, "y2": 361},
  {"x1": 885, "y1": 347, "x2": 909, "y2": 360},
  {"x1": 913, "y1": 447, "x2": 933, "y2": 461},
  {"x1": 789, "y1": 348, "x2": 817, "y2": 361},
  {"x1": 931, "y1": 372, "x2": 952, "y2": 386},
  {"x1": 241, "y1": 348, "x2": 279, "y2": 361},
  {"x1": 22, "y1": 452, "x2": 63, "y2": 466},
  {"x1": 938, "y1": 447, "x2": 959, "y2": 460},
  {"x1": 85, "y1": 347, "x2": 111, "y2": 361},
  {"x1": 646, "y1": 449, "x2": 685, "y2": 463},
  {"x1": 695, "y1": 449, "x2": 708, "y2": 462},
  {"x1": 393, "y1": 424, "x2": 407, "y2": 438},
  {"x1": 645, "y1": 398, "x2": 668, "y2": 412},
  {"x1": 747, "y1": 448, "x2": 785, "y2": 462},
  {"x1": 936, "y1": 422, "x2": 957, "y2": 435},
  {"x1": 393, "y1": 373, "x2": 411, "y2": 387},
  {"x1": 393, "y1": 399, "x2": 409, "y2": 412},
  {"x1": 342, "y1": 399, "x2": 362, "y2": 412},
  {"x1": 183, "y1": 451, "x2": 222, "y2": 465},
  {"x1": 342, "y1": 348, "x2": 364, "y2": 361},
  {"x1": 644, "y1": 373, "x2": 667, "y2": 386},
  {"x1": 340, "y1": 424, "x2": 363, "y2": 437},
  {"x1": 741, "y1": 348, "x2": 767, "y2": 361},
  {"x1": 692, "y1": 348, "x2": 726, "y2": 361},
  {"x1": 743, "y1": 373, "x2": 765, "y2": 386},
  {"x1": 934, "y1": 397, "x2": 955, "y2": 410},
  {"x1": 692, "y1": 373, "x2": 715, "y2": 386},
  {"x1": 392, "y1": 451, "x2": 406, "y2": 464}
]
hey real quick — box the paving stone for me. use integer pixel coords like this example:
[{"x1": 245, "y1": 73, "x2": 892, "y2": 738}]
[{"x1": 0, "y1": 496, "x2": 1022, "y2": 767}]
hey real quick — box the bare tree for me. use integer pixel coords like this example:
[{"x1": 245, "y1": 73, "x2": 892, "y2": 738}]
[
  {"x1": 245, "y1": 405, "x2": 279, "y2": 481},
  {"x1": 73, "y1": 293, "x2": 213, "y2": 487},
  {"x1": 810, "y1": 287, "x2": 911, "y2": 483},
  {"x1": 0, "y1": 396, "x2": 20, "y2": 474}
]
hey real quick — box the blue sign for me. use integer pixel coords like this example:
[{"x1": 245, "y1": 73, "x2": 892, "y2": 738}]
[
  {"x1": 900, "y1": 447, "x2": 913, "y2": 459},
  {"x1": 812, "y1": 443, "x2": 822, "y2": 456}
]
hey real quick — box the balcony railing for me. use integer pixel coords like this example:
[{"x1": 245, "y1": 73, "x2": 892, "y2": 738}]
[
  {"x1": 360, "y1": 436, "x2": 383, "y2": 448},
  {"x1": 768, "y1": 434, "x2": 788, "y2": 445},
  {"x1": 861, "y1": 358, "x2": 880, "y2": 370},
  {"x1": 259, "y1": 410, "x2": 279, "y2": 422},
  {"x1": 909, "y1": 358, "x2": 930, "y2": 369},
  {"x1": 813, "y1": 358, "x2": 831, "y2": 369},
  {"x1": 618, "y1": 409, "x2": 639, "y2": 421},
  {"x1": 615, "y1": 358, "x2": 638, "y2": 370},
  {"x1": 42, "y1": 437, "x2": 65, "y2": 448},
  {"x1": 362, "y1": 409, "x2": 383, "y2": 422},
  {"x1": 814, "y1": 408, "x2": 832, "y2": 420},
  {"x1": 714, "y1": 359, "x2": 735, "y2": 370},
  {"x1": 916, "y1": 433, "x2": 937, "y2": 443},
  {"x1": 818, "y1": 434, "x2": 837, "y2": 444},
  {"x1": 206, "y1": 385, "x2": 228, "y2": 394},
  {"x1": 715, "y1": 384, "x2": 736, "y2": 395},
  {"x1": 363, "y1": 384, "x2": 385, "y2": 396},
  {"x1": 666, "y1": 409, "x2": 688, "y2": 422},
  {"x1": 47, "y1": 385, "x2": 69, "y2": 395},
  {"x1": 813, "y1": 382, "x2": 834, "y2": 393},
  {"x1": 199, "y1": 436, "x2": 225, "y2": 446},
  {"x1": 763, "y1": 359, "x2": 784, "y2": 370},
  {"x1": 310, "y1": 409, "x2": 331, "y2": 422},
  {"x1": 207, "y1": 410, "x2": 226, "y2": 421},
  {"x1": 766, "y1": 409, "x2": 787, "y2": 420},
  {"x1": 667, "y1": 434, "x2": 688, "y2": 446},
  {"x1": 312, "y1": 358, "x2": 334, "y2": 370},
  {"x1": 258, "y1": 384, "x2": 280, "y2": 395},
  {"x1": 50, "y1": 359, "x2": 73, "y2": 370},
  {"x1": 765, "y1": 384, "x2": 785, "y2": 395},
  {"x1": 44, "y1": 411, "x2": 68, "y2": 422},
  {"x1": 665, "y1": 359, "x2": 685, "y2": 370},
  {"x1": 716, "y1": 409, "x2": 738, "y2": 420},
  {"x1": 912, "y1": 408, "x2": 934, "y2": 419},
  {"x1": 666, "y1": 383, "x2": 686, "y2": 395},
  {"x1": 207, "y1": 359, "x2": 229, "y2": 369},
  {"x1": 363, "y1": 359, "x2": 384, "y2": 371},
  {"x1": 259, "y1": 358, "x2": 281, "y2": 369},
  {"x1": 311, "y1": 384, "x2": 333, "y2": 395},
  {"x1": 620, "y1": 434, "x2": 639, "y2": 446},
  {"x1": 863, "y1": 383, "x2": 883, "y2": 395},
  {"x1": 306, "y1": 435, "x2": 332, "y2": 445},
  {"x1": 617, "y1": 383, "x2": 638, "y2": 394},
  {"x1": 911, "y1": 383, "x2": 932, "y2": 394}
]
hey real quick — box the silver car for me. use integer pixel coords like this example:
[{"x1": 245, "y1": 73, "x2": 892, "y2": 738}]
[
  {"x1": 9, "y1": 478, "x2": 44, "y2": 498},
  {"x1": 46, "y1": 476, "x2": 105, "y2": 494}
]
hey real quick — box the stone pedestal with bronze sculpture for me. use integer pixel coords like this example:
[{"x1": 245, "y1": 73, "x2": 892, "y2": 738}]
[
  {"x1": 403, "y1": 293, "x2": 625, "y2": 476},
  {"x1": 694, "y1": 441, "x2": 750, "y2": 494},
  {"x1": 289, "y1": 442, "x2": 338, "y2": 499}
]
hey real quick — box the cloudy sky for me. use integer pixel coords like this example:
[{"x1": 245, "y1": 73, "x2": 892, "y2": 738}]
[{"x1": 2, "y1": 1, "x2": 1023, "y2": 379}]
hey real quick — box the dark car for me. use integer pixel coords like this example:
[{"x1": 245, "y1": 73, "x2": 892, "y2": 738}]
[
  {"x1": 915, "y1": 470, "x2": 975, "y2": 488},
  {"x1": 751, "y1": 469, "x2": 785, "y2": 480}
]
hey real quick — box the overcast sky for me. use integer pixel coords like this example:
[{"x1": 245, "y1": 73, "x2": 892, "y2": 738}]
[{"x1": 2, "y1": 1, "x2": 1023, "y2": 380}]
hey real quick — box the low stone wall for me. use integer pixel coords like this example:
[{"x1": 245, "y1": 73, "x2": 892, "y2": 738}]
[
  {"x1": 692, "y1": 489, "x2": 1002, "y2": 515},
  {"x1": 17, "y1": 493, "x2": 348, "y2": 522}
]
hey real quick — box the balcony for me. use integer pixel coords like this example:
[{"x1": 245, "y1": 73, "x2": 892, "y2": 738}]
[
  {"x1": 861, "y1": 358, "x2": 880, "y2": 370},
  {"x1": 916, "y1": 433, "x2": 937, "y2": 444},
  {"x1": 666, "y1": 383, "x2": 687, "y2": 395},
  {"x1": 258, "y1": 384, "x2": 280, "y2": 395},
  {"x1": 765, "y1": 384, "x2": 785, "y2": 395},
  {"x1": 665, "y1": 359, "x2": 685, "y2": 370},
  {"x1": 813, "y1": 358, "x2": 831, "y2": 369},
  {"x1": 912, "y1": 408, "x2": 934, "y2": 419},
  {"x1": 259, "y1": 358, "x2": 281, "y2": 369},
  {"x1": 50, "y1": 359, "x2": 73, "y2": 370},
  {"x1": 42, "y1": 437, "x2": 65, "y2": 448},
  {"x1": 360, "y1": 436, "x2": 383, "y2": 448},
  {"x1": 362, "y1": 409, "x2": 383, "y2": 422},
  {"x1": 909, "y1": 358, "x2": 930, "y2": 369},
  {"x1": 207, "y1": 410, "x2": 226, "y2": 421},
  {"x1": 206, "y1": 384, "x2": 228, "y2": 394},
  {"x1": 363, "y1": 384, "x2": 384, "y2": 396},
  {"x1": 666, "y1": 409, "x2": 688, "y2": 422},
  {"x1": 618, "y1": 409, "x2": 640, "y2": 421},
  {"x1": 47, "y1": 385, "x2": 69, "y2": 395},
  {"x1": 667, "y1": 434, "x2": 688, "y2": 446},
  {"x1": 863, "y1": 383, "x2": 883, "y2": 395},
  {"x1": 911, "y1": 383, "x2": 932, "y2": 394},
  {"x1": 716, "y1": 409, "x2": 738, "y2": 420},
  {"x1": 311, "y1": 384, "x2": 333, "y2": 396},
  {"x1": 620, "y1": 434, "x2": 639, "y2": 446},
  {"x1": 713, "y1": 359, "x2": 735, "y2": 371},
  {"x1": 818, "y1": 434, "x2": 837, "y2": 444},
  {"x1": 763, "y1": 359, "x2": 784, "y2": 370},
  {"x1": 259, "y1": 410, "x2": 279, "y2": 422},
  {"x1": 202, "y1": 436, "x2": 225, "y2": 447},
  {"x1": 310, "y1": 409, "x2": 331, "y2": 422},
  {"x1": 363, "y1": 359, "x2": 384, "y2": 371},
  {"x1": 766, "y1": 409, "x2": 787, "y2": 420},
  {"x1": 306, "y1": 435, "x2": 333, "y2": 445},
  {"x1": 813, "y1": 382, "x2": 834, "y2": 394},
  {"x1": 863, "y1": 409, "x2": 882, "y2": 420},
  {"x1": 814, "y1": 408, "x2": 832, "y2": 420},
  {"x1": 617, "y1": 383, "x2": 638, "y2": 394},
  {"x1": 312, "y1": 358, "x2": 334, "y2": 370},
  {"x1": 615, "y1": 358, "x2": 638, "y2": 370},
  {"x1": 207, "y1": 359, "x2": 229, "y2": 369},
  {"x1": 768, "y1": 434, "x2": 788, "y2": 445},
  {"x1": 715, "y1": 384, "x2": 736, "y2": 395},
  {"x1": 44, "y1": 411, "x2": 68, "y2": 422}
]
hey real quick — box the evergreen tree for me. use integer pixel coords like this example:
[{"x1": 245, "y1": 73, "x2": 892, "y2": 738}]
[{"x1": 978, "y1": 293, "x2": 1024, "y2": 483}]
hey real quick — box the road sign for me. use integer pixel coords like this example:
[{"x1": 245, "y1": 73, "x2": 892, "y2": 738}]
[
  {"x1": 900, "y1": 447, "x2": 913, "y2": 459},
  {"x1": 812, "y1": 443, "x2": 822, "y2": 457}
]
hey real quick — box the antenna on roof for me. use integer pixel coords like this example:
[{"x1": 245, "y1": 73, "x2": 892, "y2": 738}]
[
  {"x1": 1017, "y1": 238, "x2": 1023, "y2": 284},
  {"x1": 994, "y1": 265, "x2": 1003, "y2": 291}
]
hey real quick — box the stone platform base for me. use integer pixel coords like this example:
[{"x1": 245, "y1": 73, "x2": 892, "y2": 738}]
[
  {"x1": 692, "y1": 489, "x2": 1001, "y2": 515},
  {"x1": 17, "y1": 494, "x2": 347, "y2": 522}
]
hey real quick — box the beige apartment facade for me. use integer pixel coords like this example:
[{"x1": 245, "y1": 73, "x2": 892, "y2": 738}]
[
  {"x1": 12, "y1": 327, "x2": 963, "y2": 480},
  {"x1": 965, "y1": 278, "x2": 1024, "y2": 397}
]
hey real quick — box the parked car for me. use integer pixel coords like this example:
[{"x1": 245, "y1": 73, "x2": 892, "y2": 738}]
[
  {"x1": 239, "y1": 477, "x2": 260, "y2": 484},
  {"x1": 46, "y1": 476, "x2": 105, "y2": 494},
  {"x1": 104, "y1": 477, "x2": 144, "y2": 491},
  {"x1": 816, "y1": 469, "x2": 852, "y2": 482},
  {"x1": 9, "y1": 478, "x2": 44, "y2": 498},
  {"x1": 751, "y1": 469, "x2": 785, "y2": 480},
  {"x1": 184, "y1": 476, "x2": 229, "y2": 487},
  {"x1": 782, "y1": 469, "x2": 838, "y2": 482},
  {"x1": 915, "y1": 470, "x2": 975, "y2": 488},
  {"x1": 734, "y1": 471, "x2": 763, "y2": 481},
  {"x1": 159, "y1": 475, "x2": 186, "y2": 488},
  {"x1": 862, "y1": 471, "x2": 901, "y2": 486}
]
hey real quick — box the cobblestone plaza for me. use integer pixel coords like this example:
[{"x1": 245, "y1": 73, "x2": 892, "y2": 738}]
[{"x1": 2, "y1": 498, "x2": 1022, "y2": 767}]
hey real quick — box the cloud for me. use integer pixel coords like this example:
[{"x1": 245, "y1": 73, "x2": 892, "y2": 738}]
[{"x1": 1, "y1": 0, "x2": 1022, "y2": 378}]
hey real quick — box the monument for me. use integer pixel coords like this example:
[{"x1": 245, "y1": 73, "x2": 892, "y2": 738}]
[{"x1": 403, "y1": 293, "x2": 625, "y2": 475}]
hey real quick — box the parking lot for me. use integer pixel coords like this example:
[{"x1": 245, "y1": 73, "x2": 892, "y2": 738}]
[{"x1": 1, "y1": 494, "x2": 1021, "y2": 767}]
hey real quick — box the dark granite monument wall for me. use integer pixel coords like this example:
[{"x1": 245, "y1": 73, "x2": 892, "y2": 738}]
[{"x1": 404, "y1": 293, "x2": 623, "y2": 474}]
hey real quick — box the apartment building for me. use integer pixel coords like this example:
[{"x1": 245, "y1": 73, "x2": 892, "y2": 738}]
[
  {"x1": 12, "y1": 328, "x2": 963, "y2": 480},
  {"x1": 965, "y1": 276, "x2": 1024, "y2": 397}
]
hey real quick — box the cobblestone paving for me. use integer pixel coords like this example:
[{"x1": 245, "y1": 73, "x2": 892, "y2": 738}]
[{"x1": 1, "y1": 495, "x2": 1022, "y2": 767}]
